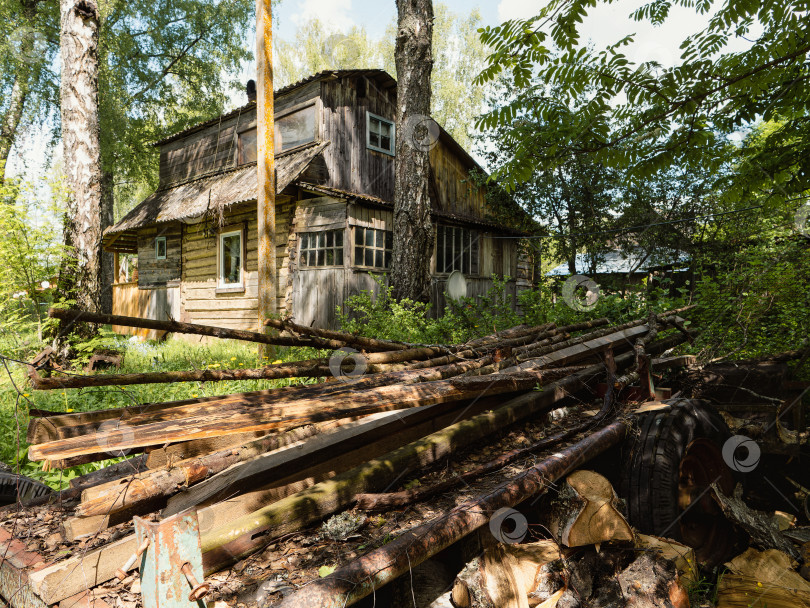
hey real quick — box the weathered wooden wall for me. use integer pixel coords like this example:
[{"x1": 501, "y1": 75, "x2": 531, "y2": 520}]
[
  {"x1": 158, "y1": 81, "x2": 320, "y2": 187},
  {"x1": 428, "y1": 139, "x2": 487, "y2": 219},
  {"x1": 112, "y1": 282, "x2": 180, "y2": 340},
  {"x1": 135, "y1": 224, "x2": 182, "y2": 288},
  {"x1": 291, "y1": 197, "x2": 349, "y2": 328},
  {"x1": 314, "y1": 76, "x2": 397, "y2": 203},
  {"x1": 179, "y1": 200, "x2": 293, "y2": 332}
]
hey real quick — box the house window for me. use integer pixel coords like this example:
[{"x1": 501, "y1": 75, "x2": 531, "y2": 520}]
[
  {"x1": 366, "y1": 112, "x2": 395, "y2": 155},
  {"x1": 299, "y1": 230, "x2": 344, "y2": 267},
  {"x1": 236, "y1": 102, "x2": 319, "y2": 165},
  {"x1": 218, "y1": 229, "x2": 244, "y2": 288},
  {"x1": 155, "y1": 236, "x2": 167, "y2": 260},
  {"x1": 276, "y1": 103, "x2": 317, "y2": 152},
  {"x1": 354, "y1": 227, "x2": 392, "y2": 269},
  {"x1": 436, "y1": 225, "x2": 480, "y2": 275}
]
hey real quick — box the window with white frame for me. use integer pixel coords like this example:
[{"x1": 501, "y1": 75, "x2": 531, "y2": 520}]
[
  {"x1": 354, "y1": 227, "x2": 392, "y2": 269},
  {"x1": 366, "y1": 112, "x2": 395, "y2": 155},
  {"x1": 299, "y1": 230, "x2": 344, "y2": 267},
  {"x1": 436, "y1": 225, "x2": 480, "y2": 275},
  {"x1": 155, "y1": 236, "x2": 167, "y2": 260},
  {"x1": 218, "y1": 229, "x2": 244, "y2": 288}
]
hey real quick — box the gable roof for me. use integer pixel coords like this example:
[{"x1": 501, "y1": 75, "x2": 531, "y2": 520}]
[
  {"x1": 103, "y1": 142, "x2": 329, "y2": 251},
  {"x1": 154, "y1": 69, "x2": 395, "y2": 147}
]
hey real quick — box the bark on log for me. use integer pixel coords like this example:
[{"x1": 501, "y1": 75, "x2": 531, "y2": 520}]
[
  {"x1": 275, "y1": 421, "x2": 630, "y2": 608},
  {"x1": 48, "y1": 308, "x2": 347, "y2": 349},
  {"x1": 75, "y1": 423, "x2": 344, "y2": 516},
  {"x1": 710, "y1": 483, "x2": 800, "y2": 559}
]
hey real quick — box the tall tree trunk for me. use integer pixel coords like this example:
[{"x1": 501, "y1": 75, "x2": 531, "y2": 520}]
[
  {"x1": 0, "y1": 76, "x2": 28, "y2": 181},
  {"x1": 0, "y1": 0, "x2": 41, "y2": 182},
  {"x1": 59, "y1": 0, "x2": 103, "y2": 326},
  {"x1": 391, "y1": 0, "x2": 433, "y2": 303}
]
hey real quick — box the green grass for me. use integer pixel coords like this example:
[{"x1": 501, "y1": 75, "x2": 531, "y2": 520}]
[{"x1": 0, "y1": 332, "x2": 325, "y2": 489}]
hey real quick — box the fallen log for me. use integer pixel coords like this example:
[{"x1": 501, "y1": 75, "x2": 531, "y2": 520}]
[
  {"x1": 29, "y1": 342, "x2": 461, "y2": 390},
  {"x1": 47, "y1": 307, "x2": 352, "y2": 350},
  {"x1": 27, "y1": 367, "x2": 579, "y2": 463},
  {"x1": 710, "y1": 483, "x2": 800, "y2": 559},
  {"x1": 275, "y1": 420, "x2": 631, "y2": 608},
  {"x1": 80, "y1": 399, "x2": 491, "y2": 519}
]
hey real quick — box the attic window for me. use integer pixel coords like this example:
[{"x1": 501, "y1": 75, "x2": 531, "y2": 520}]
[
  {"x1": 366, "y1": 112, "x2": 395, "y2": 155},
  {"x1": 155, "y1": 236, "x2": 167, "y2": 260},
  {"x1": 236, "y1": 102, "x2": 319, "y2": 164},
  {"x1": 238, "y1": 129, "x2": 257, "y2": 164},
  {"x1": 436, "y1": 225, "x2": 480, "y2": 275}
]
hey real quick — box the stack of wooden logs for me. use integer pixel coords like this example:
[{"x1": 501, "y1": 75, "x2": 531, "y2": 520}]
[{"x1": 19, "y1": 306, "x2": 694, "y2": 606}]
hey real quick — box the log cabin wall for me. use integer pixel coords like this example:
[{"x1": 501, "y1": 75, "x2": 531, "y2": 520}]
[
  {"x1": 158, "y1": 80, "x2": 321, "y2": 187},
  {"x1": 136, "y1": 223, "x2": 182, "y2": 288},
  {"x1": 178, "y1": 199, "x2": 294, "y2": 332}
]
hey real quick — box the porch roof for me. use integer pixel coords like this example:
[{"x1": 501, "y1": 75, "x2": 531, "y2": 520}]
[{"x1": 103, "y1": 141, "x2": 329, "y2": 252}]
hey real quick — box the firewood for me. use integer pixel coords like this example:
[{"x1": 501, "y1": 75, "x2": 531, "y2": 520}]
[
  {"x1": 635, "y1": 534, "x2": 698, "y2": 587},
  {"x1": 544, "y1": 470, "x2": 634, "y2": 548},
  {"x1": 717, "y1": 547, "x2": 810, "y2": 608}
]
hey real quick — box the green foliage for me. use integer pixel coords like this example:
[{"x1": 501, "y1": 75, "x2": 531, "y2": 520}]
[
  {"x1": 475, "y1": 0, "x2": 809, "y2": 204},
  {"x1": 338, "y1": 274, "x2": 687, "y2": 345},
  {"x1": 0, "y1": 172, "x2": 66, "y2": 358},
  {"x1": 689, "y1": 233, "x2": 810, "y2": 360},
  {"x1": 99, "y1": 0, "x2": 256, "y2": 216},
  {"x1": 0, "y1": 337, "x2": 321, "y2": 489}
]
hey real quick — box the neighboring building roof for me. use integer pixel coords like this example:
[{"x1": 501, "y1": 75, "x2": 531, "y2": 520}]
[
  {"x1": 546, "y1": 249, "x2": 690, "y2": 276},
  {"x1": 103, "y1": 141, "x2": 329, "y2": 248},
  {"x1": 154, "y1": 69, "x2": 395, "y2": 147}
]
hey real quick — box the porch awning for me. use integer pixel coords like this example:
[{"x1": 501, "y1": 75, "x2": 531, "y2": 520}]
[{"x1": 103, "y1": 141, "x2": 329, "y2": 252}]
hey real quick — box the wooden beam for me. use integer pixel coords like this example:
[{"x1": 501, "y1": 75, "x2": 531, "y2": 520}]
[{"x1": 256, "y1": 0, "x2": 276, "y2": 349}]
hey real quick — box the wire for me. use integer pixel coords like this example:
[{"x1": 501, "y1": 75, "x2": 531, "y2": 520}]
[{"x1": 488, "y1": 204, "x2": 764, "y2": 239}]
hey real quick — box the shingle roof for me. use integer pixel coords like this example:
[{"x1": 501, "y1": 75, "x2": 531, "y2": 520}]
[{"x1": 104, "y1": 142, "x2": 329, "y2": 246}]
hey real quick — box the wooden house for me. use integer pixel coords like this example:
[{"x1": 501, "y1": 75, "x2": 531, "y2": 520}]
[{"x1": 103, "y1": 69, "x2": 533, "y2": 336}]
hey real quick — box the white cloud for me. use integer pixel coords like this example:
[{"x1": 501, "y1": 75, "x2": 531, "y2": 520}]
[
  {"x1": 291, "y1": 0, "x2": 355, "y2": 31},
  {"x1": 497, "y1": 0, "x2": 545, "y2": 23}
]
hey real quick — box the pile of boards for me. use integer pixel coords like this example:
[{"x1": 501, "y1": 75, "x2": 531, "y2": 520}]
[{"x1": 15, "y1": 307, "x2": 693, "y2": 606}]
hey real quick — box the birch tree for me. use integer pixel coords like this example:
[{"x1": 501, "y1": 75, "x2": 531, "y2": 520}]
[
  {"x1": 59, "y1": 0, "x2": 104, "y2": 324},
  {"x1": 391, "y1": 0, "x2": 433, "y2": 302}
]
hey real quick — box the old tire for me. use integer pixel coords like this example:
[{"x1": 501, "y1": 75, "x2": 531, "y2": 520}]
[
  {"x1": 0, "y1": 471, "x2": 53, "y2": 507},
  {"x1": 620, "y1": 398, "x2": 741, "y2": 566}
]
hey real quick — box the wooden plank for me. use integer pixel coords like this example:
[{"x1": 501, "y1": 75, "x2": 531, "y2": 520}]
[{"x1": 162, "y1": 406, "x2": 450, "y2": 515}]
